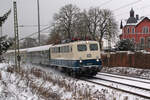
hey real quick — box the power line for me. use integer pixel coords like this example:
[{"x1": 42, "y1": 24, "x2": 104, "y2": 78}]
[
  {"x1": 115, "y1": 4, "x2": 150, "y2": 22},
  {"x1": 18, "y1": 24, "x2": 48, "y2": 27},
  {"x1": 19, "y1": 25, "x2": 51, "y2": 41},
  {"x1": 99, "y1": 0, "x2": 113, "y2": 7},
  {"x1": 137, "y1": 4, "x2": 150, "y2": 10},
  {"x1": 115, "y1": 4, "x2": 150, "y2": 17},
  {"x1": 113, "y1": 0, "x2": 142, "y2": 12}
]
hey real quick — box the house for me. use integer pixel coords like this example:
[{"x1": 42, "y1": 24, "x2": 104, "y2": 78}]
[{"x1": 120, "y1": 8, "x2": 150, "y2": 51}]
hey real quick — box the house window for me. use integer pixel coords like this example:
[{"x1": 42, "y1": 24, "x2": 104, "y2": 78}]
[
  {"x1": 147, "y1": 38, "x2": 150, "y2": 48},
  {"x1": 140, "y1": 38, "x2": 145, "y2": 49},
  {"x1": 132, "y1": 28, "x2": 135, "y2": 34},
  {"x1": 122, "y1": 29, "x2": 124, "y2": 34},
  {"x1": 142, "y1": 26, "x2": 149, "y2": 34},
  {"x1": 127, "y1": 27, "x2": 130, "y2": 34}
]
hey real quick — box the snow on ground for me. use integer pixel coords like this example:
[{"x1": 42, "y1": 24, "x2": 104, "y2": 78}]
[
  {"x1": 101, "y1": 66, "x2": 150, "y2": 79},
  {"x1": 0, "y1": 63, "x2": 40, "y2": 100},
  {"x1": 0, "y1": 62, "x2": 149, "y2": 100}
]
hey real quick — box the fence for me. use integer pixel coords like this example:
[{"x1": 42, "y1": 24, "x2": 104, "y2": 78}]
[{"x1": 101, "y1": 51, "x2": 150, "y2": 69}]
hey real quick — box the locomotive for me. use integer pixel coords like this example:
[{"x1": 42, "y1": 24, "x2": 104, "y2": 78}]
[{"x1": 6, "y1": 40, "x2": 103, "y2": 76}]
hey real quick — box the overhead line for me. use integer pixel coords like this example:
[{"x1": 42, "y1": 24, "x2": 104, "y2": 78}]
[
  {"x1": 99, "y1": 0, "x2": 113, "y2": 7},
  {"x1": 112, "y1": 0, "x2": 142, "y2": 12},
  {"x1": 137, "y1": 4, "x2": 150, "y2": 10},
  {"x1": 19, "y1": 25, "x2": 51, "y2": 41},
  {"x1": 115, "y1": 3, "x2": 150, "y2": 22},
  {"x1": 18, "y1": 24, "x2": 48, "y2": 27},
  {"x1": 115, "y1": 4, "x2": 150, "y2": 17}
]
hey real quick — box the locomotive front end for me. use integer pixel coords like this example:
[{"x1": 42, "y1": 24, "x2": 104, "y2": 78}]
[{"x1": 73, "y1": 41, "x2": 103, "y2": 76}]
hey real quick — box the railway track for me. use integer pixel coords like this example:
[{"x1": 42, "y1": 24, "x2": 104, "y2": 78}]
[
  {"x1": 98, "y1": 72, "x2": 150, "y2": 85},
  {"x1": 81, "y1": 73, "x2": 150, "y2": 99},
  {"x1": 24, "y1": 64, "x2": 150, "y2": 99}
]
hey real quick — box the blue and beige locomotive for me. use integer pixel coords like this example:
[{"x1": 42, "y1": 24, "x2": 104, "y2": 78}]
[{"x1": 6, "y1": 40, "x2": 103, "y2": 76}]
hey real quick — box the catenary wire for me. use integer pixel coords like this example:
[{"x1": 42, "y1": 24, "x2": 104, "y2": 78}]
[
  {"x1": 19, "y1": 25, "x2": 52, "y2": 41},
  {"x1": 112, "y1": 0, "x2": 142, "y2": 12}
]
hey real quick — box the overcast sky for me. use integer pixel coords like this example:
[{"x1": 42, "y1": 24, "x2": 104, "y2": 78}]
[{"x1": 0, "y1": 0, "x2": 150, "y2": 39}]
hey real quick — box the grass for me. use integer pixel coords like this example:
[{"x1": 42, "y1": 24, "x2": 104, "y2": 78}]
[
  {"x1": 9, "y1": 64, "x2": 107, "y2": 100},
  {"x1": 0, "y1": 62, "x2": 139, "y2": 100}
]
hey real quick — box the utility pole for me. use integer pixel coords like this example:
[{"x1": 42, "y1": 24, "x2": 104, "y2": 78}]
[
  {"x1": 107, "y1": 33, "x2": 111, "y2": 67},
  {"x1": 0, "y1": 19, "x2": 2, "y2": 37},
  {"x1": 0, "y1": 26, "x2": 2, "y2": 37},
  {"x1": 107, "y1": 19, "x2": 111, "y2": 67},
  {"x1": 13, "y1": 1, "x2": 20, "y2": 71},
  {"x1": 37, "y1": 0, "x2": 41, "y2": 45}
]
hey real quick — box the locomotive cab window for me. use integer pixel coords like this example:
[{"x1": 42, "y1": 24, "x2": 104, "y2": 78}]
[
  {"x1": 90, "y1": 44, "x2": 98, "y2": 51},
  {"x1": 77, "y1": 44, "x2": 87, "y2": 51}
]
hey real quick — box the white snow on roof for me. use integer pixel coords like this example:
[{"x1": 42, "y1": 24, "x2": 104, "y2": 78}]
[
  {"x1": 27, "y1": 45, "x2": 52, "y2": 52},
  {"x1": 51, "y1": 40, "x2": 99, "y2": 47},
  {"x1": 20, "y1": 49, "x2": 27, "y2": 52},
  {"x1": 126, "y1": 16, "x2": 146, "y2": 26},
  {"x1": 7, "y1": 50, "x2": 15, "y2": 53},
  {"x1": 7, "y1": 49, "x2": 27, "y2": 53}
]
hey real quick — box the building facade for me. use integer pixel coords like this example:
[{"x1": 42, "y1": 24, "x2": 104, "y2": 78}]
[{"x1": 120, "y1": 8, "x2": 150, "y2": 50}]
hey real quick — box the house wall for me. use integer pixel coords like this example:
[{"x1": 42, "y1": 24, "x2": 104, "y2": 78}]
[{"x1": 120, "y1": 18, "x2": 150, "y2": 49}]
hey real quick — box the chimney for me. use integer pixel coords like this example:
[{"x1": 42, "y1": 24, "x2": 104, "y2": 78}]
[{"x1": 136, "y1": 14, "x2": 139, "y2": 20}]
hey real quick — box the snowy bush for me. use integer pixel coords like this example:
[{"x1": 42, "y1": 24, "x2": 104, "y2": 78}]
[
  {"x1": 0, "y1": 36, "x2": 13, "y2": 62},
  {"x1": 115, "y1": 39, "x2": 135, "y2": 51}
]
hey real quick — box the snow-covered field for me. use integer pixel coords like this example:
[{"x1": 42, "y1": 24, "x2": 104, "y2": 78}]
[
  {"x1": 102, "y1": 66, "x2": 150, "y2": 79},
  {"x1": 0, "y1": 63, "x2": 42, "y2": 100},
  {"x1": 0, "y1": 62, "x2": 149, "y2": 100}
]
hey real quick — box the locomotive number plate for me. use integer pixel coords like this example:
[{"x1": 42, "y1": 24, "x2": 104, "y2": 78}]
[{"x1": 87, "y1": 54, "x2": 92, "y2": 58}]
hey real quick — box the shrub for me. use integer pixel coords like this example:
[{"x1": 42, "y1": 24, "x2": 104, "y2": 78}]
[{"x1": 115, "y1": 39, "x2": 134, "y2": 51}]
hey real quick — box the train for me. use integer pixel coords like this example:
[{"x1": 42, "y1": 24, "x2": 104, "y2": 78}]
[{"x1": 6, "y1": 40, "x2": 103, "y2": 76}]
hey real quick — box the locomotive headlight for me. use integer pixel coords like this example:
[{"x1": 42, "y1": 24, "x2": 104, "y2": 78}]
[
  {"x1": 96, "y1": 56, "x2": 99, "y2": 62},
  {"x1": 96, "y1": 59, "x2": 99, "y2": 62},
  {"x1": 80, "y1": 60, "x2": 82, "y2": 63},
  {"x1": 79, "y1": 57, "x2": 82, "y2": 63}
]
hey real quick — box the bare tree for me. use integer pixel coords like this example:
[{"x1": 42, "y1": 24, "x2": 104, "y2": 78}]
[
  {"x1": 21, "y1": 38, "x2": 38, "y2": 48},
  {"x1": 46, "y1": 26, "x2": 61, "y2": 44},
  {"x1": 74, "y1": 10, "x2": 90, "y2": 40},
  {"x1": 0, "y1": 9, "x2": 11, "y2": 36},
  {"x1": 85, "y1": 8, "x2": 118, "y2": 49},
  {"x1": 98, "y1": 9, "x2": 118, "y2": 49},
  {"x1": 86, "y1": 7, "x2": 102, "y2": 40},
  {"x1": 40, "y1": 34, "x2": 49, "y2": 45},
  {"x1": 0, "y1": 9, "x2": 11, "y2": 27},
  {"x1": 49, "y1": 5, "x2": 118, "y2": 48},
  {"x1": 53, "y1": 4, "x2": 80, "y2": 40}
]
